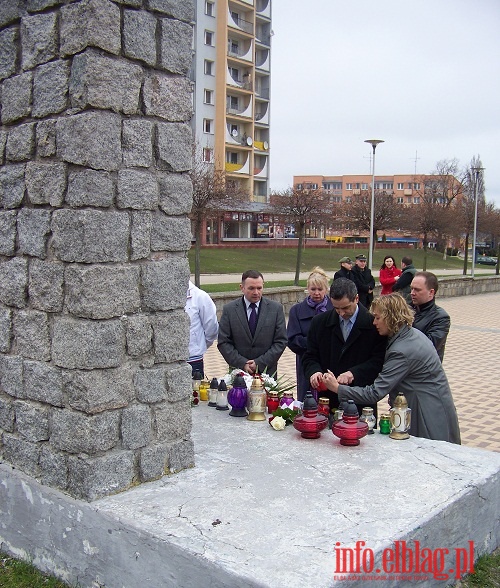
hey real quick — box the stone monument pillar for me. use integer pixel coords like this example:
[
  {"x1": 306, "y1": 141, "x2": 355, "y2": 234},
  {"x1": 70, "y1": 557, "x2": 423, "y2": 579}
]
[{"x1": 0, "y1": 0, "x2": 195, "y2": 500}]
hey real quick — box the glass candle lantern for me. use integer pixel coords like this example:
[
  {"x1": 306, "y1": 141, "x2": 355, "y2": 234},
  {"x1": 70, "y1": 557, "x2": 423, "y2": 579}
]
[
  {"x1": 247, "y1": 376, "x2": 267, "y2": 421},
  {"x1": 389, "y1": 392, "x2": 411, "y2": 440},
  {"x1": 332, "y1": 400, "x2": 369, "y2": 446},
  {"x1": 199, "y1": 379, "x2": 209, "y2": 401},
  {"x1": 360, "y1": 407, "x2": 376, "y2": 434},
  {"x1": 208, "y1": 378, "x2": 218, "y2": 407},
  {"x1": 379, "y1": 414, "x2": 391, "y2": 434},
  {"x1": 318, "y1": 397, "x2": 330, "y2": 417},
  {"x1": 279, "y1": 392, "x2": 294, "y2": 408},
  {"x1": 266, "y1": 392, "x2": 280, "y2": 414},
  {"x1": 227, "y1": 374, "x2": 248, "y2": 417},
  {"x1": 216, "y1": 380, "x2": 229, "y2": 411},
  {"x1": 293, "y1": 393, "x2": 328, "y2": 439},
  {"x1": 192, "y1": 370, "x2": 202, "y2": 392}
]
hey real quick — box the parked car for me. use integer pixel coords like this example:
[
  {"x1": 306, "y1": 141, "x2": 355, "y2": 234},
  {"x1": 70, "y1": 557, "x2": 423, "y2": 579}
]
[{"x1": 477, "y1": 256, "x2": 498, "y2": 266}]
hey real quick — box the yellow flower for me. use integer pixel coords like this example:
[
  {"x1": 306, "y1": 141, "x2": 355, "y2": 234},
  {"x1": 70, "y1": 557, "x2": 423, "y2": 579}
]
[{"x1": 270, "y1": 416, "x2": 286, "y2": 431}]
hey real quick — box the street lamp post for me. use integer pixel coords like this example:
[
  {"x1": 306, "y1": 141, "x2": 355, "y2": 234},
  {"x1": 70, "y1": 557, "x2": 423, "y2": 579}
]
[
  {"x1": 364, "y1": 139, "x2": 384, "y2": 270},
  {"x1": 471, "y1": 166, "x2": 484, "y2": 278}
]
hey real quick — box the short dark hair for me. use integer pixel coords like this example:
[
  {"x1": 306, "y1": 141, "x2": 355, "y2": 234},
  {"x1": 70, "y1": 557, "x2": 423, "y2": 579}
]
[
  {"x1": 330, "y1": 277, "x2": 358, "y2": 301},
  {"x1": 401, "y1": 256, "x2": 413, "y2": 266},
  {"x1": 414, "y1": 271, "x2": 438, "y2": 294},
  {"x1": 241, "y1": 269, "x2": 264, "y2": 283}
]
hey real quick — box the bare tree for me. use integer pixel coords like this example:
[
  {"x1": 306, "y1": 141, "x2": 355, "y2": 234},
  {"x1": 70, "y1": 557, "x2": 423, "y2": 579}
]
[
  {"x1": 189, "y1": 145, "x2": 245, "y2": 286},
  {"x1": 269, "y1": 187, "x2": 333, "y2": 285},
  {"x1": 341, "y1": 190, "x2": 401, "y2": 248}
]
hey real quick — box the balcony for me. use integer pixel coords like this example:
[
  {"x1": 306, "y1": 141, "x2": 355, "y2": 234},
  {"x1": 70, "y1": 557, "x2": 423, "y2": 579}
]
[
  {"x1": 253, "y1": 140, "x2": 269, "y2": 151},
  {"x1": 228, "y1": 9, "x2": 254, "y2": 35},
  {"x1": 256, "y1": 0, "x2": 270, "y2": 18},
  {"x1": 255, "y1": 105, "x2": 269, "y2": 125},
  {"x1": 225, "y1": 155, "x2": 250, "y2": 175},
  {"x1": 226, "y1": 68, "x2": 253, "y2": 91},
  {"x1": 226, "y1": 96, "x2": 253, "y2": 118},
  {"x1": 404, "y1": 189, "x2": 413, "y2": 196},
  {"x1": 255, "y1": 50, "x2": 270, "y2": 71},
  {"x1": 254, "y1": 158, "x2": 268, "y2": 178},
  {"x1": 255, "y1": 86, "x2": 270, "y2": 99},
  {"x1": 228, "y1": 40, "x2": 253, "y2": 62}
]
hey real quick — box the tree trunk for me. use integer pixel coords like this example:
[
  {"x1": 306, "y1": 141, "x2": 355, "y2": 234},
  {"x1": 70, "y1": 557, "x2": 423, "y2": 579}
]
[
  {"x1": 422, "y1": 233, "x2": 428, "y2": 271},
  {"x1": 294, "y1": 223, "x2": 305, "y2": 286},
  {"x1": 497, "y1": 241, "x2": 500, "y2": 276},
  {"x1": 462, "y1": 233, "x2": 469, "y2": 276}
]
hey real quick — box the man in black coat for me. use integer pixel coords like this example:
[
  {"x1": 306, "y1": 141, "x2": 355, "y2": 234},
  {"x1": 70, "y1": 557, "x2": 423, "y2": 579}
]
[
  {"x1": 333, "y1": 256, "x2": 354, "y2": 281},
  {"x1": 411, "y1": 271, "x2": 450, "y2": 362},
  {"x1": 392, "y1": 255, "x2": 416, "y2": 303},
  {"x1": 302, "y1": 278, "x2": 387, "y2": 418},
  {"x1": 351, "y1": 254, "x2": 375, "y2": 309}
]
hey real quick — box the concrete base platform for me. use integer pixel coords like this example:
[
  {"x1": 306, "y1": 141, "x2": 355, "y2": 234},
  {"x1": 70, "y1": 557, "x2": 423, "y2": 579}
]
[{"x1": 1, "y1": 403, "x2": 499, "y2": 588}]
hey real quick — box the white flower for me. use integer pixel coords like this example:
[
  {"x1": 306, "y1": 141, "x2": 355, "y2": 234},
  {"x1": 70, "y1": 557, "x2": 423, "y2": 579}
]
[
  {"x1": 223, "y1": 369, "x2": 253, "y2": 390},
  {"x1": 270, "y1": 416, "x2": 286, "y2": 431}
]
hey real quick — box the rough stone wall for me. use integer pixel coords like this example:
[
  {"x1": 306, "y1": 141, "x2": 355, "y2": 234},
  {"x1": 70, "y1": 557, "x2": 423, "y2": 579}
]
[{"x1": 0, "y1": 0, "x2": 195, "y2": 501}]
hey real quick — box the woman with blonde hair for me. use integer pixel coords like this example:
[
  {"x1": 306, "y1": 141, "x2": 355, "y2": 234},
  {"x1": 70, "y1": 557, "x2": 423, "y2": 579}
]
[
  {"x1": 321, "y1": 293, "x2": 460, "y2": 443},
  {"x1": 287, "y1": 267, "x2": 333, "y2": 401}
]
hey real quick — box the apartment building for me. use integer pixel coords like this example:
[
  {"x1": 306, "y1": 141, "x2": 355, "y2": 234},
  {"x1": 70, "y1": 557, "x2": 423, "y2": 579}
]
[
  {"x1": 192, "y1": 0, "x2": 272, "y2": 209},
  {"x1": 293, "y1": 174, "x2": 442, "y2": 206}
]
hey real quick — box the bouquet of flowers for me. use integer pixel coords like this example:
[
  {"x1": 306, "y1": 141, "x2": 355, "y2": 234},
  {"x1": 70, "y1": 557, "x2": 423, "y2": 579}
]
[{"x1": 222, "y1": 368, "x2": 295, "y2": 398}]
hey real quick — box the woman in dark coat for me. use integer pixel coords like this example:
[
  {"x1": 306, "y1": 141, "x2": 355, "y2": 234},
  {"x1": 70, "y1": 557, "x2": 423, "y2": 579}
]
[
  {"x1": 287, "y1": 267, "x2": 332, "y2": 401},
  {"x1": 322, "y1": 293, "x2": 461, "y2": 444}
]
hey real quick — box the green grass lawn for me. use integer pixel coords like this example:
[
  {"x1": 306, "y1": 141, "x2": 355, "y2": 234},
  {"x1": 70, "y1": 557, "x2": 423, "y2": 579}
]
[{"x1": 189, "y1": 246, "x2": 466, "y2": 276}]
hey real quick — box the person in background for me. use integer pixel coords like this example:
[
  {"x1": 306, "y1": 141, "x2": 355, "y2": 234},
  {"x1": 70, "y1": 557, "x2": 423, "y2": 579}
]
[
  {"x1": 379, "y1": 255, "x2": 402, "y2": 295},
  {"x1": 411, "y1": 271, "x2": 450, "y2": 362},
  {"x1": 287, "y1": 267, "x2": 333, "y2": 401},
  {"x1": 217, "y1": 270, "x2": 287, "y2": 377},
  {"x1": 351, "y1": 254, "x2": 375, "y2": 309},
  {"x1": 322, "y1": 293, "x2": 460, "y2": 444},
  {"x1": 334, "y1": 256, "x2": 354, "y2": 281},
  {"x1": 391, "y1": 255, "x2": 416, "y2": 303},
  {"x1": 185, "y1": 280, "x2": 218, "y2": 377},
  {"x1": 302, "y1": 278, "x2": 386, "y2": 419}
]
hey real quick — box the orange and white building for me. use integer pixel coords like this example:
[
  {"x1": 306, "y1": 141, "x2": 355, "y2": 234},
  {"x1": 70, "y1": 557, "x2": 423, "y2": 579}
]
[{"x1": 192, "y1": 0, "x2": 271, "y2": 205}]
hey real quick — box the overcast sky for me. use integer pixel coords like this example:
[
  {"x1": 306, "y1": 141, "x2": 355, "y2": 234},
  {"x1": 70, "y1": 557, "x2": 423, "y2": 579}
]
[{"x1": 269, "y1": 0, "x2": 500, "y2": 204}]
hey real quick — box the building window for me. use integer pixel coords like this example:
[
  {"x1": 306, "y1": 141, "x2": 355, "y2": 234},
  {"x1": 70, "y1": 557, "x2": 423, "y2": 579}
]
[
  {"x1": 346, "y1": 183, "x2": 353, "y2": 190},
  {"x1": 414, "y1": 182, "x2": 420, "y2": 190},
  {"x1": 230, "y1": 67, "x2": 240, "y2": 82},
  {"x1": 382, "y1": 182, "x2": 393, "y2": 190},
  {"x1": 361, "y1": 183, "x2": 368, "y2": 190},
  {"x1": 204, "y1": 60, "x2": 214, "y2": 75},
  {"x1": 228, "y1": 95, "x2": 238, "y2": 110},
  {"x1": 204, "y1": 30, "x2": 214, "y2": 46},
  {"x1": 374, "y1": 182, "x2": 381, "y2": 189},
  {"x1": 397, "y1": 183, "x2": 404, "y2": 190},
  {"x1": 202, "y1": 148, "x2": 212, "y2": 162},
  {"x1": 227, "y1": 152, "x2": 238, "y2": 164},
  {"x1": 296, "y1": 183, "x2": 303, "y2": 190},
  {"x1": 332, "y1": 196, "x2": 342, "y2": 203},
  {"x1": 345, "y1": 196, "x2": 352, "y2": 203},
  {"x1": 354, "y1": 183, "x2": 360, "y2": 189},
  {"x1": 205, "y1": 1, "x2": 214, "y2": 16},
  {"x1": 413, "y1": 196, "x2": 420, "y2": 204},
  {"x1": 204, "y1": 89, "x2": 213, "y2": 104},
  {"x1": 203, "y1": 119, "x2": 213, "y2": 133},
  {"x1": 397, "y1": 197, "x2": 404, "y2": 204}
]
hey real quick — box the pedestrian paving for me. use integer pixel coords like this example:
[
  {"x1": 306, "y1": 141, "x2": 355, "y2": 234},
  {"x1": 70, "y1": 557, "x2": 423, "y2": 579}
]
[{"x1": 203, "y1": 291, "x2": 500, "y2": 453}]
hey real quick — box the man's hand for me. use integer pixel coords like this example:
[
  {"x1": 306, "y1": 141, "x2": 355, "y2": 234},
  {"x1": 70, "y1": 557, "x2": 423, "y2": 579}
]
[
  {"x1": 309, "y1": 372, "x2": 324, "y2": 390},
  {"x1": 245, "y1": 360, "x2": 257, "y2": 374},
  {"x1": 337, "y1": 371, "x2": 354, "y2": 385}
]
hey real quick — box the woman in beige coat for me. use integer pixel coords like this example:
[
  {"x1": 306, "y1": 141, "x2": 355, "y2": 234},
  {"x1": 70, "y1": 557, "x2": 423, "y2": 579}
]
[{"x1": 322, "y1": 294, "x2": 460, "y2": 444}]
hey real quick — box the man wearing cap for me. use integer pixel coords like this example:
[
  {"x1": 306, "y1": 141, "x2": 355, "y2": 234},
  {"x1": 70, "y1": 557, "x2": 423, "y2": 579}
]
[
  {"x1": 334, "y1": 257, "x2": 354, "y2": 281},
  {"x1": 351, "y1": 254, "x2": 375, "y2": 309}
]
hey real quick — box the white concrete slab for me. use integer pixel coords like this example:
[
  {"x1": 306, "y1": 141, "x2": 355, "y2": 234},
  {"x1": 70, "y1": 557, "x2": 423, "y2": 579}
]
[{"x1": 2, "y1": 403, "x2": 499, "y2": 588}]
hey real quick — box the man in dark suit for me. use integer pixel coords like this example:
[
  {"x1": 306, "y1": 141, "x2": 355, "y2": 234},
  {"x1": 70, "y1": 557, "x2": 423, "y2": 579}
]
[
  {"x1": 217, "y1": 270, "x2": 287, "y2": 377},
  {"x1": 302, "y1": 278, "x2": 386, "y2": 418}
]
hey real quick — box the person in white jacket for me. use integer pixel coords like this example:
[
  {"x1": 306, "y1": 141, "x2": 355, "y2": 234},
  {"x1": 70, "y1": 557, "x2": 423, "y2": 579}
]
[{"x1": 185, "y1": 281, "x2": 218, "y2": 377}]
